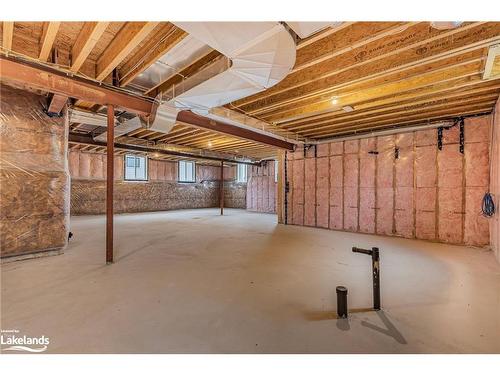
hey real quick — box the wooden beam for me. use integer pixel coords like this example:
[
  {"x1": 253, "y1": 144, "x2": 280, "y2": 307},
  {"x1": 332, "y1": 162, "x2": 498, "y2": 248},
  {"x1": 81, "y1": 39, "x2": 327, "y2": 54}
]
[
  {"x1": 96, "y1": 22, "x2": 158, "y2": 81},
  {"x1": 2, "y1": 22, "x2": 14, "y2": 50},
  {"x1": 176, "y1": 110, "x2": 296, "y2": 151},
  {"x1": 0, "y1": 54, "x2": 153, "y2": 117},
  {"x1": 39, "y1": 22, "x2": 61, "y2": 62},
  {"x1": 71, "y1": 22, "x2": 110, "y2": 72},
  {"x1": 119, "y1": 23, "x2": 187, "y2": 87},
  {"x1": 106, "y1": 105, "x2": 114, "y2": 264}
]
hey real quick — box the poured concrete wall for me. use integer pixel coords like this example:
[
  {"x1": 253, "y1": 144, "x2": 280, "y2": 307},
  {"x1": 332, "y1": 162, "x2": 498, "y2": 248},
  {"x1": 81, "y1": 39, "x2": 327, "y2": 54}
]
[
  {"x1": 0, "y1": 84, "x2": 70, "y2": 259},
  {"x1": 246, "y1": 161, "x2": 277, "y2": 214},
  {"x1": 491, "y1": 99, "x2": 500, "y2": 262},
  {"x1": 69, "y1": 149, "x2": 244, "y2": 214},
  {"x1": 284, "y1": 115, "x2": 492, "y2": 247}
]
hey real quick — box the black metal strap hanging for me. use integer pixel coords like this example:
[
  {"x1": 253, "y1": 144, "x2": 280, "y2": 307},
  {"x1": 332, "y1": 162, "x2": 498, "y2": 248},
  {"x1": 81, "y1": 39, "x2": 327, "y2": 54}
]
[
  {"x1": 459, "y1": 118, "x2": 465, "y2": 154},
  {"x1": 437, "y1": 127, "x2": 443, "y2": 150}
]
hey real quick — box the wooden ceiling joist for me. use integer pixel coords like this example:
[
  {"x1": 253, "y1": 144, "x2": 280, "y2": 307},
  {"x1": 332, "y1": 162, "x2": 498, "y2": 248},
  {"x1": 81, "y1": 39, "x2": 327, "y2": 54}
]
[
  {"x1": 96, "y1": 21, "x2": 159, "y2": 81},
  {"x1": 234, "y1": 22, "x2": 500, "y2": 115},
  {"x1": 119, "y1": 23, "x2": 187, "y2": 87},
  {"x1": 71, "y1": 22, "x2": 110, "y2": 73},
  {"x1": 39, "y1": 22, "x2": 61, "y2": 62},
  {"x1": 2, "y1": 22, "x2": 14, "y2": 50}
]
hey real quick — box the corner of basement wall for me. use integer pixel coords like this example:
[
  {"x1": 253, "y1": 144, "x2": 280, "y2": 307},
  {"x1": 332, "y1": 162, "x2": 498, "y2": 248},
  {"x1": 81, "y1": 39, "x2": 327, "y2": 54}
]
[
  {"x1": 0, "y1": 83, "x2": 70, "y2": 261},
  {"x1": 491, "y1": 97, "x2": 500, "y2": 263}
]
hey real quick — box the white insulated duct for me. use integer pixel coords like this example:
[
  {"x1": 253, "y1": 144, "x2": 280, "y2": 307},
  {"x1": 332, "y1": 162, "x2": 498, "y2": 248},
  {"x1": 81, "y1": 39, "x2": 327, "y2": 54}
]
[{"x1": 96, "y1": 22, "x2": 296, "y2": 143}]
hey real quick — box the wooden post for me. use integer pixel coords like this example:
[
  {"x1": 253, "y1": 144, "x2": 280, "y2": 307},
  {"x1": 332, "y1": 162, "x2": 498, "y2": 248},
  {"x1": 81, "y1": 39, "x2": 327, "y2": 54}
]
[
  {"x1": 106, "y1": 105, "x2": 114, "y2": 264},
  {"x1": 220, "y1": 161, "x2": 224, "y2": 215}
]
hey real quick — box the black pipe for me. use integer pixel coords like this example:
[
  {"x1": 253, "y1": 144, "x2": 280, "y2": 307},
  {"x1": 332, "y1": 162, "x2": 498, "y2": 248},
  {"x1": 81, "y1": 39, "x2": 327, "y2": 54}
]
[
  {"x1": 352, "y1": 246, "x2": 381, "y2": 310},
  {"x1": 336, "y1": 286, "x2": 348, "y2": 318}
]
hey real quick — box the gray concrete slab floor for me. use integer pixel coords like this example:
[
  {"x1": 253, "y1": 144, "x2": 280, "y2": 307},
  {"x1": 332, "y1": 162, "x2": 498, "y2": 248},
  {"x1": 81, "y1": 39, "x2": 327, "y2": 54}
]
[{"x1": 1, "y1": 209, "x2": 499, "y2": 353}]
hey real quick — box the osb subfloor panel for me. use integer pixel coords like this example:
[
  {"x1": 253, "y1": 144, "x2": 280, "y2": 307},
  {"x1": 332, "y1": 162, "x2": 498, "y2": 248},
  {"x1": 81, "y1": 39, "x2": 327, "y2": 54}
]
[{"x1": 1, "y1": 209, "x2": 500, "y2": 354}]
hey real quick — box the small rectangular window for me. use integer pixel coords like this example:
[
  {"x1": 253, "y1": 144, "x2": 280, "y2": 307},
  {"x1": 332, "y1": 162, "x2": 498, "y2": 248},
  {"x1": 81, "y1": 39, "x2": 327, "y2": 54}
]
[
  {"x1": 178, "y1": 160, "x2": 196, "y2": 182},
  {"x1": 274, "y1": 160, "x2": 278, "y2": 183},
  {"x1": 124, "y1": 154, "x2": 147, "y2": 181},
  {"x1": 236, "y1": 164, "x2": 247, "y2": 183}
]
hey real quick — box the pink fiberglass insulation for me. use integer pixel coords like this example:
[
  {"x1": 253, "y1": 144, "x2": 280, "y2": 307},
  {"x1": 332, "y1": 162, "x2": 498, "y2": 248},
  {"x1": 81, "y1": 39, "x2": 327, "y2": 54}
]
[
  {"x1": 292, "y1": 158, "x2": 304, "y2": 225},
  {"x1": 438, "y1": 144, "x2": 463, "y2": 243},
  {"x1": 394, "y1": 133, "x2": 414, "y2": 237},
  {"x1": 329, "y1": 154, "x2": 343, "y2": 230},
  {"x1": 317, "y1": 143, "x2": 329, "y2": 157},
  {"x1": 343, "y1": 153, "x2": 359, "y2": 231},
  {"x1": 149, "y1": 160, "x2": 158, "y2": 180},
  {"x1": 275, "y1": 115, "x2": 492, "y2": 248},
  {"x1": 376, "y1": 136, "x2": 394, "y2": 235},
  {"x1": 305, "y1": 158, "x2": 316, "y2": 226},
  {"x1": 69, "y1": 151, "x2": 79, "y2": 178},
  {"x1": 316, "y1": 157, "x2": 329, "y2": 228},
  {"x1": 359, "y1": 139, "x2": 376, "y2": 233}
]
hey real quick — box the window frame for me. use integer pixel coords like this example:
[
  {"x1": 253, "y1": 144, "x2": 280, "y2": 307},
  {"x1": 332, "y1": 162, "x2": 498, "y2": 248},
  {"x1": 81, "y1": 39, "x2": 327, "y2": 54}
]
[
  {"x1": 178, "y1": 160, "x2": 196, "y2": 183},
  {"x1": 236, "y1": 163, "x2": 248, "y2": 183},
  {"x1": 123, "y1": 154, "x2": 148, "y2": 182}
]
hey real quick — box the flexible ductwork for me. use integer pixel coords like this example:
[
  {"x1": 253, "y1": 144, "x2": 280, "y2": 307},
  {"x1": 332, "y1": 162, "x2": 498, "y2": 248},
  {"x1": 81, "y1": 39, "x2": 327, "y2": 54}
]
[{"x1": 96, "y1": 22, "x2": 296, "y2": 143}]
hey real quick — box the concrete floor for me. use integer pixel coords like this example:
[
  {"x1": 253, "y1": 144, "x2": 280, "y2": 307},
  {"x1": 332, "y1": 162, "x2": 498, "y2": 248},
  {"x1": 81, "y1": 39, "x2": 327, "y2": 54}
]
[{"x1": 1, "y1": 208, "x2": 500, "y2": 353}]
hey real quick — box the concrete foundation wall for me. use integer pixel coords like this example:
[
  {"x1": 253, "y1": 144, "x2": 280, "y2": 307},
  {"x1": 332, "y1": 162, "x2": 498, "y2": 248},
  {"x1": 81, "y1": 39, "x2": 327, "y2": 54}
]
[
  {"x1": 0, "y1": 84, "x2": 70, "y2": 259},
  {"x1": 491, "y1": 98, "x2": 500, "y2": 262},
  {"x1": 246, "y1": 161, "x2": 277, "y2": 214},
  {"x1": 284, "y1": 115, "x2": 492, "y2": 247},
  {"x1": 69, "y1": 149, "x2": 245, "y2": 214}
]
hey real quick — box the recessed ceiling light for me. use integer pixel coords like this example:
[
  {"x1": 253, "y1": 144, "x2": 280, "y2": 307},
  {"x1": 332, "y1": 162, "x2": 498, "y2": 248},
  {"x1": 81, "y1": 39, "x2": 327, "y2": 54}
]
[
  {"x1": 430, "y1": 22, "x2": 463, "y2": 30},
  {"x1": 331, "y1": 97, "x2": 339, "y2": 105},
  {"x1": 208, "y1": 141, "x2": 212, "y2": 147}
]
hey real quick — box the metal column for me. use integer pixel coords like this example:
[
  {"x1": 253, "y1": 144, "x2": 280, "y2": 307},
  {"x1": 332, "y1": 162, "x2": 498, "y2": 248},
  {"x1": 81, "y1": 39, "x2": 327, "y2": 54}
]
[{"x1": 106, "y1": 105, "x2": 114, "y2": 264}]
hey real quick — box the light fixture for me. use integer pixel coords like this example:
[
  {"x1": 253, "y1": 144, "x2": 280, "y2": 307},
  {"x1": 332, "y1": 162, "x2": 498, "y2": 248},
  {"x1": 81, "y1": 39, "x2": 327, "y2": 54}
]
[
  {"x1": 208, "y1": 141, "x2": 212, "y2": 147},
  {"x1": 342, "y1": 105, "x2": 354, "y2": 112},
  {"x1": 430, "y1": 22, "x2": 463, "y2": 30},
  {"x1": 331, "y1": 96, "x2": 339, "y2": 105}
]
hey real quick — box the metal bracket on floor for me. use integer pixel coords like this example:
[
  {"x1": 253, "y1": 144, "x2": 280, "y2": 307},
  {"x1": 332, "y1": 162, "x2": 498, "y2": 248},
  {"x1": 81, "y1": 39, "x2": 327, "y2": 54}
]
[{"x1": 352, "y1": 246, "x2": 381, "y2": 311}]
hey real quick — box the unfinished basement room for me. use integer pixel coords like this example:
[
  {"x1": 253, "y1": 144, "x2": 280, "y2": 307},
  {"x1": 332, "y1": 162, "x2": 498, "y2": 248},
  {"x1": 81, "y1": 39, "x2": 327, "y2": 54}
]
[{"x1": 1, "y1": 3, "x2": 500, "y2": 367}]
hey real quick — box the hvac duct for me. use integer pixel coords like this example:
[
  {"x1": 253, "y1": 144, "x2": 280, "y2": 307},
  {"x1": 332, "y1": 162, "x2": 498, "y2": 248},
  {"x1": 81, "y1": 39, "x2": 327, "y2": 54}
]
[{"x1": 97, "y1": 22, "x2": 296, "y2": 144}]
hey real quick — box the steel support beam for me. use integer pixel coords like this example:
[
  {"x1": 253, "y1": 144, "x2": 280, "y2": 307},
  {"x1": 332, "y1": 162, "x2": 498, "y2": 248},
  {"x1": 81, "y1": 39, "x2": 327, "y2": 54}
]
[
  {"x1": 0, "y1": 54, "x2": 153, "y2": 117},
  {"x1": 177, "y1": 110, "x2": 296, "y2": 151},
  {"x1": 68, "y1": 133, "x2": 261, "y2": 166},
  {"x1": 106, "y1": 105, "x2": 114, "y2": 264}
]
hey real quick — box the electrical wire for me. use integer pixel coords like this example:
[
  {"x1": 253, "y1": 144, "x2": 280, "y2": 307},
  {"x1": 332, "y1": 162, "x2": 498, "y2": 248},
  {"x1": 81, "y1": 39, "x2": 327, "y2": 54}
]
[{"x1": 481, "y1": 192, "x2": 495, "y2": 218}]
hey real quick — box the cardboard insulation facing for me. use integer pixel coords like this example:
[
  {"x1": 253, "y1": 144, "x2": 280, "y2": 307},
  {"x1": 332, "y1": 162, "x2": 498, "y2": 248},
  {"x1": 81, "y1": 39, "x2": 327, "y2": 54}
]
[
  {"x1": 281, "y1": 115, "x2": 492, "y2": 247},
  {"x1": 0, "y1": 84, "x2": 70, "y2": 259}
]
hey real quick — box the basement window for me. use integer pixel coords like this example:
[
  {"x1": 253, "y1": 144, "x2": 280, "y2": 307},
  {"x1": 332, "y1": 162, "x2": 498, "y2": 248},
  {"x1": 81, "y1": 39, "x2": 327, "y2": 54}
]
[
  {"x1": 236, "y1": 163, "x2": 247, "y2": 183},
  {"x1": 178, "y1": 160, "x2": 196, "y2": 183},
  {"x1": 124, "y1": 154, "x2": 148, "y2": 181}
]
